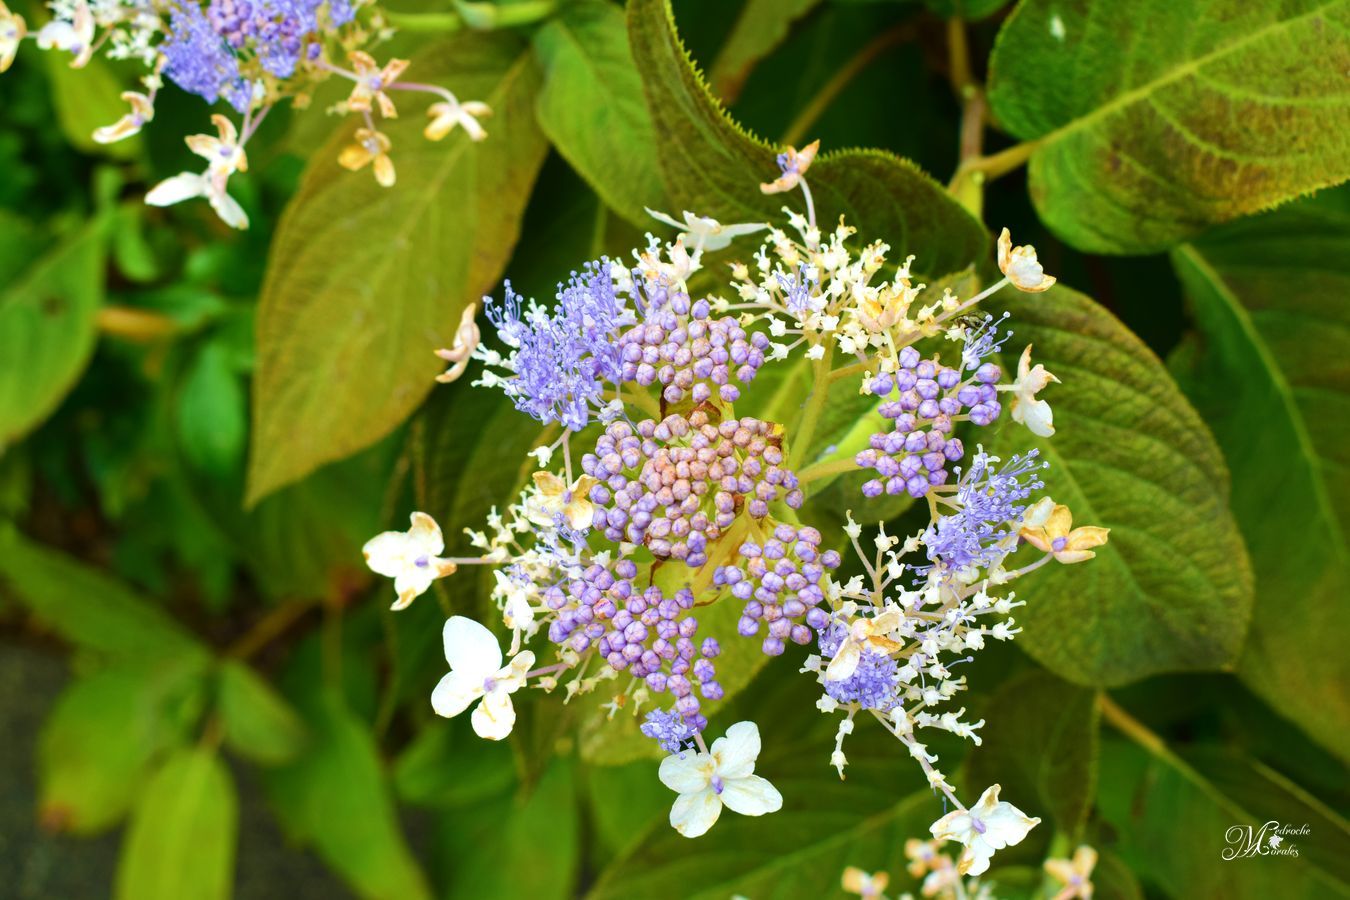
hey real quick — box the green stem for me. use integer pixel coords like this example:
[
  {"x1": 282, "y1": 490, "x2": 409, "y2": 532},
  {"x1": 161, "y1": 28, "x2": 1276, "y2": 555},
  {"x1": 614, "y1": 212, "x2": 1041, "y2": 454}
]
[
  {"x1": 383, "y1": 10, "x2": 463, "y2": 32},
  {"x1": 452, "y1": 0, "x2": 556, "y2": 29},
  {"x1": 781, "y1": 23, "x2": 911, "y2": 147},
  {"x1": 797, "y1": 456, "x2": 859, "y2": 485},
  {"x1": 788, "y1": 340, "x2": 835, "y2": 470}
]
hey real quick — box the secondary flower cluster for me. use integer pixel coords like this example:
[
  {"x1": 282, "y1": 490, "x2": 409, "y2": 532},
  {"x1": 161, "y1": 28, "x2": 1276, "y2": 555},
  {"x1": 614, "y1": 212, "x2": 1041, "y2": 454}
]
[
  {"x1": 841, "y1": 836, "x2": 1098, "y2": 899},
  {"x1": 1, "y1": 0, "x2": 490, "y2": 227},
  {"x1": 363, "y1": 144, "x2": 1107, "y2": 869}
]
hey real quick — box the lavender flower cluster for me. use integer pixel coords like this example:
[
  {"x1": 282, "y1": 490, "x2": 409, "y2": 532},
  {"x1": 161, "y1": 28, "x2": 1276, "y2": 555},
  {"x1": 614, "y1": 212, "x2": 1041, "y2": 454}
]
[
  {"x1": 545, "y1": 559, "x2": 722, "y2": 733},
  {"x1": 583, "y1": 412, "x2": 804, "y2": 567},
  {"x1": 924, "y1": 449, "x2": 1045, "y2": 574},
  {"x1": 817, "y1": 623, "x2": 900, "y2": 711},
  {"x1": 857, "y1": 345, "x2": 1003, "y2": 500},
  {"x1": 618, "y1": 291, "x2": 769, "y2": 406},
  {"x1": 714, "y1": 524, "x2": 841, "y2": 656}
]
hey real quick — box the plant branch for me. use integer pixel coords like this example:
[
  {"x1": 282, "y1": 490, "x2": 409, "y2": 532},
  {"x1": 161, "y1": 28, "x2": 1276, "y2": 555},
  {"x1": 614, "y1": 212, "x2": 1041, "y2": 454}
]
[
  {"x1": 781, "y1": 23, "x2": 912, "y2": 147},
  {"x1": 797, "y1": 456, "x2": 859, "y2": 485},
  {"x1": 382, "y1": 10, "x2": 462, "y2": 32},
  {"x1": 788, "y1": 340, "x2": 835, "y2": 470}
]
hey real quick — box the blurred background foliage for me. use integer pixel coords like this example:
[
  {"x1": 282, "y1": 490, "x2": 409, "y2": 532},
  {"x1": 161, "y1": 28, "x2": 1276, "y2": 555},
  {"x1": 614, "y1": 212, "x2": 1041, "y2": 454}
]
[{"x1": 0, "y1": 0, "x2": 1347, "y2": 897}]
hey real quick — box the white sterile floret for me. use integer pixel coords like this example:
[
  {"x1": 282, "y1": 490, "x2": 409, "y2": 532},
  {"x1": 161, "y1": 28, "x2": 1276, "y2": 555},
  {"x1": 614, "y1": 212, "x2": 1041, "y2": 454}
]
[
  {"x1": 658, "y1": 721, "x2": 783, "y2": 838},
  {"x1": 929, "y1": 784, "x2": 1040, "y2": 876},
  {"x1": 431, "y1": 616, "x2": 535, "y2": 740}
]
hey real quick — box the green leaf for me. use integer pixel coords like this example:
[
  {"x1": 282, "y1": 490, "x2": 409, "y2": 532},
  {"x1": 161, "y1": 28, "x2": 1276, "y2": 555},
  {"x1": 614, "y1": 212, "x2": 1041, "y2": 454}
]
[
  {"x1": 986, "y1": 285, "x2": 1253, "y2": 685},
  {"x1": 436, "y1": 758, "x2": 580, "y2": 900},
  {"x1": 216, "y1": 661, "x2": 308, "y2": 766},
  {"x1": 533, "y1": 0, "x2": 667, "y2": 226},
  {"x1": 114, "y1": 747, "x2": 238, "y2": 900},
  {"x1": 393, "y1": 718, "x2": 516, "y2": 808},
  {"x1": 708, "y1": 0, "x2": 823, "y2": 103},
  {"x1": 0, "y1": 525, "x2": 205, "y2": 661},
  {"x1": 0, "y1": 216, "x2": 106, "y2": 446},
  {"x1": 41, "y1": 54, "x2": 141, "y2": 160},
  {"x1": 627, "y1": 0, "x2": 988, "y2": 278},
  {"x1": 1168, "y1": 194, "x2": 1350, "y2": 761},
  {"x1": 1098, "y1": 737, "x2": 1350, "y2": 897},
  {"x1": 924, "y1": 0, "x2": 1008, "y2": 20},
  {"x1": 964, "y1": 670, "x2": 1099, "y2": 836},
  {"x1": 987, "y1": 0, "x2": 1350, "y2": 254},
  {"x1": 262, "y1": 691, "x2": 432, "y2": 900},
  {"x1": 39, "y1": 661, "x2": 207, "y2": 834},
  {"x1": 176, "y1": 340, "x2": 248, "y2": 476},
  {"x1": 247, "y1": 32, "x2": 548, "y2": 504}
]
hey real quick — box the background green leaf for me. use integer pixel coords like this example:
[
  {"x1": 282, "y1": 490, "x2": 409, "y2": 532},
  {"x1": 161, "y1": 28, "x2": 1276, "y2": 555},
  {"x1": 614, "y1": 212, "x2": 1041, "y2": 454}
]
[
  {"x1": 247, "y1": 33, "x2": 548, "y2": 504},
  {"x1": 216, "y1": 661, "x2": 309, "y2": 766},
  {"x1": 987, "y1": 0, "x2": 1350, "y2": 253},
  {"x1": 987, "y1": 285, "x2": 1253, "y2": 685},
  {"x1": 1169, "y1": 192, "x2": 1350, "y2": 762},
  {"x1": 114, "y1": 746, "x2": 238, "y2": 900},
  {"x1": 708, "y1": 0, "x2": 823, "y2": 103}
]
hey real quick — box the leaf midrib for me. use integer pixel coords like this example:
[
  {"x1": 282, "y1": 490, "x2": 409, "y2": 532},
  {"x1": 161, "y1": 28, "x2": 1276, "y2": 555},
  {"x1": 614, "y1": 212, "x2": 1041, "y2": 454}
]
[
  {"x1": 1028, "y1": 0, "x2": 1344, "y2": 149},
  {"x1": 1174, "y1": 243, "x2": 1347, "y2": 555}
]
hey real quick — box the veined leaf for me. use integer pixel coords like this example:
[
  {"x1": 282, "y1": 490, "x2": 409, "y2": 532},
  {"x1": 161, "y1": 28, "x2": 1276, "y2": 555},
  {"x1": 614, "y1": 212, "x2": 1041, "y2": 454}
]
[
  {"x1": 1169, "y1": 193, "x2": 1350, "y2": 761},
  {"x1": 987, "y1": 0, "x2": 1350, "y2": 254},
  {"x1": 0, "y1": 215, "x2": 106, "y2": 446},
  {"x1": 987, "y1": 285, "x2": 1252, "y2": 685},
  {"x1": 247, "y1": 33, "x2": 548, "y2": 504},
  {"x1": 628, "y1": 0, "x2": 988, "y2": 278},
  {"x1": 963, "y1": 670, "x2": 1099, "y2": 836},
  {"x1": 708, "y1": 0, "x2": 823, "y2": 103},
  {"x1": 534, "y1": 0, "x2": 667, "y2": 226},
  {"x1": 114, "y1": 747, "x2": 238, "y2": 900}
]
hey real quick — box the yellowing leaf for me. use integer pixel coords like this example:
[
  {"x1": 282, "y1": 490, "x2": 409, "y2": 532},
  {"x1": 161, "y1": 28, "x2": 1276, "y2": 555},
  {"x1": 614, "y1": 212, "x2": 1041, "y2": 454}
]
[
  {"x1": 988, "y1": 0, "x2": 1350, "y2": 253},
  {"x1": 247, "y1": 33, "x2": 548, "y2": 504}
]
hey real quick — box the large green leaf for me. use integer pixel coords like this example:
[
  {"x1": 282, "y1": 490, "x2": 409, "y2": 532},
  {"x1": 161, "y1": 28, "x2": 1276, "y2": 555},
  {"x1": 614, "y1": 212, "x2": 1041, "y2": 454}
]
[
  {"x1": 708, "y1": 0, "x2": 823, "y2": 103},
  {"x1": 987, "y1": 0, "x2": 1350, "y2": 254},
  {"x1": 0, "y1": 216, "x2": 105, "y2": 446},
  {"x1": 0, "y1": 525, "x2": 205, "y2": 662},
  {"x1": 247, "y1": 33, "x2": 548, "y2": 504},
  {"x1": 987, "y1": 285, "x2": 1252, "y2": 685},
  {"x1": 1168, "y1": 194, "x2": 1350, "y2": 761},
  {"x1": 262, "y1": 691, "x2": 432, "y2": 900},
  {"x1": 38, "y1": 661, "x2": 207, "y2": 834},
  {"x1": 114, "y1": 747, "x2": 238, "y2": 900},
  {"x1": 627, "y1": 0, "x2": 988, "y2": 278},
  {"x1": 533, "y1": 0, "x2": 667, "y2": 226},
  {"x1": 963, "y1": 670, "x2": 1098, "y2": 836},
  {"x1": 1098, "y1": 737, "x2": 1350, "y2": 897}
]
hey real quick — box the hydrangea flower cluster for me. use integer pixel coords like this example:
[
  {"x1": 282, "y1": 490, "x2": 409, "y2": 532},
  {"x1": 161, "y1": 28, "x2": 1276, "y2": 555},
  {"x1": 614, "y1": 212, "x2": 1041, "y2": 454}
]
[
  {"x1": 839, "y1": 837, "x2": 1099, "y2": 900},
  {"x1": 1, "y1": 0, "x2": 491, "y2": 226},
  {"x1": 364, "y1": 143, "x2": 1108, "y2": 864}
]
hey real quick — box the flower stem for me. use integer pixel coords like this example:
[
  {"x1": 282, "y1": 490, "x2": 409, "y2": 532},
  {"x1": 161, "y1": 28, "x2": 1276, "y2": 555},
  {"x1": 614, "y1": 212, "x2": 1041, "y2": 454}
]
[
  {"x1": 788, "y1": 339, "x2": 835, "y2": 470},
  {"x1": 452, "y1": 0, "x2": 556, "y2": 29},
  {"x1": 797, "y1": 456, "x2": 859, "y2": 485},
  {"x1": 383, "y1": 10, "x2": 463, "y2": 32}
]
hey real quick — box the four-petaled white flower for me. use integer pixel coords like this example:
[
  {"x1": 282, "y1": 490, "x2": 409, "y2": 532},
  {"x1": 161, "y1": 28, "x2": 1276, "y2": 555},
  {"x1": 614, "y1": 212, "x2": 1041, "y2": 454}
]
[
  {"x1": 146, "y1": 115, "x2": 251, "y2": 229},
  {"x1": 1045, "y1": 844, "x2": 1097, "y2": 900},
  {"x1": 761, "y1": 139, "x2": 820, "y2": 194},
  {"x1": 431, "y1": 616, "x2": 534, "y2": 740},
  {"x1": 998, "y1": 344, "x2": 1059, "y2": 437},
  {"x1": 527, "y1": 471, "x2": 599, "y2": 530},
  {"x1": 997, "y1": 227, "x2": 1056, "y2": 293},
  {"x1": 930, "y1": 784, "x2": 1040, "y2": 876},
  {"x1": 362, "y1": 511, "x2": 459, "y2": 610},
  {"x1": 1, "y1": 1, "x2": 27, "y2": 73},
  {"x1": 645, "y1": 208, "x2": 768, "y2": 252},
  {"x1": 93, "y1": 91, "x2": 154, "y2": 144},
  {"x1": 658, "y1": 721, "x2": 783, "y2": 837},
  {"x1": 425, "y1": 97, "x2": 492, "y2": 142},
  {"x1": 36, "y1": 0, "x2": 93, "y2": 68},
  {"x1": 435, "y1": 303, "x2": 481, "y2": 383},
  {"x1": 826, "y1": 607, "x2": 904, "y2": 681}
]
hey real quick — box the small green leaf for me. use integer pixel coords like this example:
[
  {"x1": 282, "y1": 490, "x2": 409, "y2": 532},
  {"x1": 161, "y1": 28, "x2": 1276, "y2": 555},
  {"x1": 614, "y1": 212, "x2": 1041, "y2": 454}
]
[
  {"x1": 1098, "y1": 738, "x2": 1350, "y2": 897},
  {"x1": 1169, "y1": 193, "x2": 1350, "y2": 761},
  {"x1": 534, "y1": 0, "x2": 667, "y2": 226},
  {"x1": 176, "y1": 340, "x2": 248, "y2": 476},
  {"x1": 0, "y1": 216, "x2": 106, "y2": 446},
  {"x1": 627, "y1": 0, "x2": 988, "y2": 278},
  {"x1": 987, "y1": 0, "x2": 1350, "y2": 254},
  {"x1": 39, "y1": 662, "x2": 207, "y2": 834},
  {"x1": 247, "y1": 32, "x2": 548, "y2": 504},
  {"x1": 263, "y1": 691, "x2": 432, "y2": 900},
  {"x1": 987, "y1": 285, "x2": 1253, "y2": 685},
  {"x1": 708, "y1": 0, "x2": 823, "y2": 102},
  {"x1": 114, "y1": 747, "x2": 238, "y2": 900},
  {"x1": 41, "y1": 54, "x2": 141, "y2": 160},
  {"x1": 217, "y1": 661, "x2": 308, "y2": 766},
  {"x1": 963, "y1": 670, "x2": 1099, "y2": 836},
  {"x1": 0, "y1": 525, "x2": 205, "y2": 661}
]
